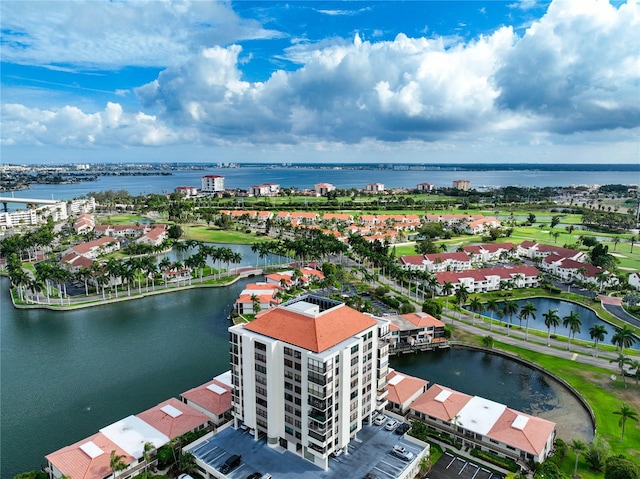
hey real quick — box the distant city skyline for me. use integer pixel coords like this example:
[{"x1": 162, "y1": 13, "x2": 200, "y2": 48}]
[{"x1": 1, "y1": 0, "x2": 638, "y2": 165}]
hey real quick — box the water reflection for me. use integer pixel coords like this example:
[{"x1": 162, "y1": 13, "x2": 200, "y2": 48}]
[{"x1": 390, "y1": 348, "x2": 593, "y2": 441}]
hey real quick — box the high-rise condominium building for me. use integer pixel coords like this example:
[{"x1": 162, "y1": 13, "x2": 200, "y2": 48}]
[{"x1": 228, "y1": 295, "x2": 391, "y2": 470}]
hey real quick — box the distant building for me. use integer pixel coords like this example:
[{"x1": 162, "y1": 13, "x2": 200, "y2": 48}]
[
  {"x1": 416, "y1": 183, "x2": 434, "y2": 192},
  {"x1": 366, "y1": 183, "x2": 384, "y2": 193},
  {"x1": 452, "y1": 179, "x2": 471, "y2": 191},
  {"x1": 68, "y1": 197, "x2": 96, "y2": 214},
  {"x1": 314, "y1": 182, "x2": 335, "y2": 196},
  {"x1": 201, "y1": 175, "x2": 225, "y2": 193},
  {"x1": 174, "y1": 186, "x2": 198, "y2": 197},
  {"x1": 250, "y1": 183, "x2": 280, "y2": 196}
]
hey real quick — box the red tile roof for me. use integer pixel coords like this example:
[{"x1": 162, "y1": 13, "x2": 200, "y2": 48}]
[
  {"x1": 244, "y1": 302, "x2": 378, "y2": 353},
  {"x1": 436, "y1": 265, "x2": 539, "y2": 284},
  {"x1": 181, "y1": 379, "x2": 232, "y2": 416},
  {"x1": 487, "y1": 408, "x2": 556, "y2": 457},
  {"x1": 136, "y1": 398, "x2": 209, "y2": 440},
  {"x1": 386, "y1": 370, "x2": 428, "y2": 406},
  {"x1": 401, "y1": 312, "x2": 444, "y2": 328},
  {"x1": 410, "y1": 384, "x2": 471, "y2": 421},
  {"x1": 46, "y1": 432, "x2": 134, "y2": 479}
]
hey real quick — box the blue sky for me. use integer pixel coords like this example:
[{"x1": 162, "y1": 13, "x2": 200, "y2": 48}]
[{"x1": 1, "y1": 0, "x2": 638, "y2": 164}]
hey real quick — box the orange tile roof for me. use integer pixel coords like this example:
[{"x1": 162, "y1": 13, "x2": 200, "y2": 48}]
[
  {"x1": 410, "y1": 384, "x2": 472, "y2": 421},
  {"x1": 401, "y1": 312, "x2": 444, "y2": 328},
  {"x1": 181, "y1": 379, "x2": 233, "y2": 416},
  {"x1": 136, "y1": 398, "x2": 209, "y2": 440},
  {"x1": 487, "y1": 408, "x2": 556, "y2": 457},
  {"x1": 244, "y1": 302, "x2": 378, "y2": 353},
  {"x1": 386, "y1": 371, "x2": 428, "y2": 405},
  {"x1": 46, "y1": 432, "x2": 134, "y2": 479}
]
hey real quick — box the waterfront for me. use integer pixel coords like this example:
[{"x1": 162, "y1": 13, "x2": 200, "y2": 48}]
[
  {"x1": 1, "y1": 273, "x2": 593, "y2": 479},
  {"x1": 480, "y1": 298, "x2": 640, "y2": 350},
  {"x1": 6, "y1": 166, "x2": 639, "y2": 201}
]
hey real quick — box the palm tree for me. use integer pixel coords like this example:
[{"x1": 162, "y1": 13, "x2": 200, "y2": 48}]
[
  {"x1": 612, "y1": 402, "x2": 638, "y2": 443},
  {"x1": 562, "y1": 311, "x2": 582, "y2": 351},
  {"x1": 468, "y1": 297, "x2": 483, "y2": 326},
  {"x1": 589, "y1": 324, "x2": 607, "y2": 358},
  {"x1": 454, "y1": 284, "x2": 470, "y2": 320},
  {"x1": 485, "y1": 299, "x2": 499, "y2": 331},
  {"x1": 110, "y1": 450, "x2": 127, "y2": 479},
  {"x1": 570, "y1": 439, "x2": 586, "y2": 478},
  {"x1": 519, "y1": 301, "x2": 537, "y2": 341},
  {"x1": 610, "y1": 353, "x2": 632, "y2": 388},
  {"x1": 441, "y1": 281, "x2": 454, "y2": 310},
  {"x1": 543, "y1": 309, "x2": 561, "y2": 346},
  {"x1": 142, "y1": 441, "x2": 154, "y2": 476},
  {"x1": 502, "y1": 300, "x2": 519, "y2": 337},
  {"x1": 611, "y1": 325, "x2": 637, "y2": 352}
]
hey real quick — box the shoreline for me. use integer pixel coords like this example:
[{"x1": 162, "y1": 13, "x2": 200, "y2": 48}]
[{"x1": 8, "y1": 268, "x2": 261, "y2": 311}]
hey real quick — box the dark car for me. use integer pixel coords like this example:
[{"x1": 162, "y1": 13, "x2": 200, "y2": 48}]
[
  {"x1": 220, "y1": 454, "x2": 242, "y2": 474},
  {"x1": 246, "y1": 473, "x2": 262, "y2": 479},
  {"x1": 395, "y1": 423, "x2": 411, "y2": 435}
]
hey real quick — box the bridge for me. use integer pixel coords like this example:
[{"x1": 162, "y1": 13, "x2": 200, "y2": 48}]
[{"x1": 0, "y1": 196, "x2": 61, "y2": 212}]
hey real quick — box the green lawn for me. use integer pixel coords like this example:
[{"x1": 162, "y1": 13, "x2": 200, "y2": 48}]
[{"x1": 183, "y1": 225, "x2": 268, "y2": 244}]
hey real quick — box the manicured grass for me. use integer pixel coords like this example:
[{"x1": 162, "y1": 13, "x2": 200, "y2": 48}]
[
  {"x1": 98, "y1": 214, "x2": 150, "y2": 224},
  {"x1": 500, "y1": 342, "x2": 640, "y2": 457},
  {"x1": 184, "y1": 225, "x2": 269, "y2": 244}
]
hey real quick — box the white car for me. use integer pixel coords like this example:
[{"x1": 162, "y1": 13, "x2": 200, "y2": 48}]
[
  {"x1": 391, "y1": 445, "x2": 414, "y2": 462},
  {"x1": 373, "y1": 414, "x2": 387, "y2": 426},
  {"x1": 385, "y1": 420, "x2": 399, "y2": 431}
]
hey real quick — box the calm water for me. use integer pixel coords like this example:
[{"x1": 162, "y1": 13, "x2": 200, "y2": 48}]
[
  {"x1": 391, "y1": 348, "x2": 593, "y2": 442},
  {"x1": 8, "y1": 167, "x2": 639, "y2": 201},
  {"x1": 0, "y1": 275, "x2": 250, "y2": 479},
  {"x1": 2, "y1": 267, "x2": 594, "y2": 478},
  {"x1": 480, "y1": 298, "x2": 640, "y2": 350}
]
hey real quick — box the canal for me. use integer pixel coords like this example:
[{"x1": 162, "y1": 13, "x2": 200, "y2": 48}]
[{"x1": 0, "y1": 275, "x2": 592, "y2": 479}]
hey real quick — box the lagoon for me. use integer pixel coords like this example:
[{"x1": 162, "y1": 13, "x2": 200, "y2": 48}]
[{"x1": 479, "y1": 298, "x2": 639, "y2": 350}]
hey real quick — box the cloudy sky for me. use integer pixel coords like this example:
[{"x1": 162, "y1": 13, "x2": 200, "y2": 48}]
[{"x1": 1, "y1": 0, "x2": 638, "y2": 164}]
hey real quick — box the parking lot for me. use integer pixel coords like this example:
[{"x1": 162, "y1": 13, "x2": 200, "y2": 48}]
[
  {"x1": 186, "y1": 420, "x2": 427, "y2": 479},
  {"x1": 427, "y1": 452, "x2": 503, "y2": 479}
]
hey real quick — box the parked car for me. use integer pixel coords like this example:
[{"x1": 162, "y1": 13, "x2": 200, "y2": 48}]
[
  {"x1": 246, "y1": 473, "x2": 262, "y2": 479},
  {"x1": 385, "y1": 419, "x2": 399, "y2": 431},
  {"x1": 363, "y1": 473, "x2": 379, "y2": 479},
  {"x1": 373, "y1": 414, "x2": 387, "y2": 426},
  {"x1": 220, "y1": 454, "x2": 242, "y2": 474},
  {"x1": 391, "y1": 445, "x2": 414, "y2": 462},
  {"x1": 395, "y1": 423, "x2": 411, "y2": 435}
]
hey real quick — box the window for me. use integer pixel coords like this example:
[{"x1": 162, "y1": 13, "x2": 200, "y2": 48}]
[
  {"x1": 351, "y1": 345, "x2": 359, "y2": 354},
  {"x1": 284, "y1": 347, "x2": 293, "y2": 356},
  {"x1": 255, "y1": 341, "x2": 266, "y2": 351}
]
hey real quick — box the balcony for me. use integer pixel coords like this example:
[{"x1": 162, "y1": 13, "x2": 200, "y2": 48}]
[
  {"x1": 377, "y1": 389, "x2": 389, "y2": 401},
  {"x1": 308, "y1": 397, "x2": 332, "y2": 410},
  {"x1": 308, "y1": 407, "x2": 331, "y2": 423}
]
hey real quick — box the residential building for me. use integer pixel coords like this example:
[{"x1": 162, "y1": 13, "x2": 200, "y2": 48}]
[
  {"x1": 409, "y1": 383, "x2": 556, "y2": 464},
  {"x1": 74, "y1": 213, "x2": 95, "y2": 235},
  {"x1": 228, "y1": 295, "x2": 391, "y2": 470},
  {"x1": 180, "y1": 372, "x2": 234, "y2": 426},
  {"x1": 365, "y1": 183, "x2": 384, "y2": 193},
  {"x1": 386, "y1": 312, "x2": 446, "y2": 348},
  {"x1": 452, "y1": 180, "x2": 471, "y2": 191},
  {"x1": 0, "y1": 209, "x2": 39, "y2": 229},
  {"x1": 399, "y1": 252, "x2": 472, "y2": 273},
  {"x1": 516, "y1": 241, "x2": 585, "y2": 263},
  {"x1": 630, "y1": 272, "x2": 640, "y2": 291},
  {"x1": 174, "y1": 186, "x2": 198, "y2": 197},
  {"x1": 463, "y1": 243, "x2": 516, "y2": 263},
  {"x1": 434, "y1": 265, "x2": 540, "y2": 294},
  {"x1": 68, "y1": 197, "x2": 96, "y2": 214},
  {"x1": 135, "y1": 225, "x2": 168, "y2": 246},
  {"x1": 66, "y1": 237, "x2": 120, "y2": 259},
  {"x1": 416, "y1": 183, "x2": 434, "y2": 192},
  {"x1": 201, "y1": 175, "x2": 225, "y2": 193},
  {"x1": 250, "y1": 183, "x2": 280, "y2": 196},
  {"x1": 385, "y1": 370, "x2": 428, "y2": 415},
  {"x1": 465, "y1": 217, "x2": 501, "y2": 234},
  {"x1": 314, "y1": 183, "x2": 336, "y2": 197},
  {"x1": 136, "y1": 398, "x2": 210, "y2": 440},
  {"x1": 235, "y1": 282, "x2": 282, "y2": 314}
]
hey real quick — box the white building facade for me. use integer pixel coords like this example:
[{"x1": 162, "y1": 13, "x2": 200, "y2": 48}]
[
  {"x1": 201, "y1": 175, "x2": 225, "y2": 193},
  {"x1": 228, "y1": 295, "x2": 390, "y2": 470}
]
